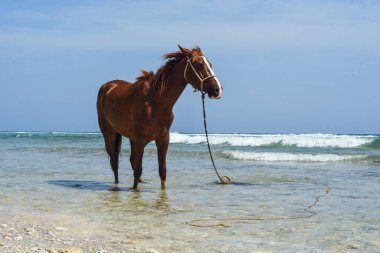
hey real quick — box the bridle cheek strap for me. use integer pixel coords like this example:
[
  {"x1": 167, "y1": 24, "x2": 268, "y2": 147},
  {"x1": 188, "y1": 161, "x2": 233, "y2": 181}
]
[{"x1": 184, "y1": 58, "x2": 216, "y2": 94}]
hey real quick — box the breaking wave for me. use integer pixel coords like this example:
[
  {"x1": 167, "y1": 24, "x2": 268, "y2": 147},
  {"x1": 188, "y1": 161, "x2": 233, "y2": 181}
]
[
  {"x1": 1, "y1": 132, "x2": 379, "y2": 149},
  {"x1": 223, "y1": 151, "x2": 368, "y2": 163},
  {"x1": 170, "y1": 133, "x2": 379, "y2": 148}
]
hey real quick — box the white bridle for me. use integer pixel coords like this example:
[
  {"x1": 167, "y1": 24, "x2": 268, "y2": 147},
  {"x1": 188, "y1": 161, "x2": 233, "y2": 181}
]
[{"x1": 183, "y1": 56, "x2": 222, "y2": 98}]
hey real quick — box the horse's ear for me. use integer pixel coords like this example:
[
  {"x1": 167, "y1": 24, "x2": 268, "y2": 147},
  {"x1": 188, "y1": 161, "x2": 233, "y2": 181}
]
[
  {"x1": 178, "y1": 44, "x2": 185, "y2": 52},
  {"x1": 178, "y1": 44, "x2": 191, "y2": 55}
]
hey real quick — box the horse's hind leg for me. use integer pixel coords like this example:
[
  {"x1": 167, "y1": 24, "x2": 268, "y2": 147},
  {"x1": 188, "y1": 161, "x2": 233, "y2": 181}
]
[
  {"x1": 129, "y1": 139, "x2": 136, "y2": 172},
  {"x1": 103, "y1": 132, "x2": 122, "y2": 184},
  {"x1": 129, "y1": 139, "x2": 143, "y2": 183}
]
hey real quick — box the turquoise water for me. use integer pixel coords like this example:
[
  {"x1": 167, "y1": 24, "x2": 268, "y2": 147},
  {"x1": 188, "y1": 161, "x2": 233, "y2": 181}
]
[{"x1": 0, "y1": 132, "x2": 380, "y2": 252}]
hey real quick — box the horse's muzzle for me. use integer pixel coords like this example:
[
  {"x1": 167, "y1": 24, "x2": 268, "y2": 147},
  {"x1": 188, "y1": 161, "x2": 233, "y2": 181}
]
[{"x1": 210, "y1": 86, "x2": 222, "y2": 99}]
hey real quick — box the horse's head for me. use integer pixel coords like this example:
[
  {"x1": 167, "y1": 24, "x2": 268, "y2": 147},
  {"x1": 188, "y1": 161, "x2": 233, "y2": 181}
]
[{"x1": 178, "y1": 45, "x2": 222, "y2": 99}]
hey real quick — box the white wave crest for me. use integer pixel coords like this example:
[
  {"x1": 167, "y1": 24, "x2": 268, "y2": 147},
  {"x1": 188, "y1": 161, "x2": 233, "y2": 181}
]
[
  {"x1": 223, "y1": 151, "x2": 366, "y2": 162},
  {"x1": 169, "y1": 133, "x2": 375, "y2": 148}
]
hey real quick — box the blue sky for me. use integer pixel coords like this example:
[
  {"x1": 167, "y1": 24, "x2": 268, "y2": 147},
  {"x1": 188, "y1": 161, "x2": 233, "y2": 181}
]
[{"x1": 0, "y1": 0, "x2": 379, "y2": 133}]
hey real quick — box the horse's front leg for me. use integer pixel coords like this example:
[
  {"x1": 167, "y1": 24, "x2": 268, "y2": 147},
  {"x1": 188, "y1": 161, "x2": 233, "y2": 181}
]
[
  {"x1": 155, "y1": 132, "x2": 169, "y2": 189},
  {"x1": 131, "y1": 139, "x2": 146, "y2": 189}
]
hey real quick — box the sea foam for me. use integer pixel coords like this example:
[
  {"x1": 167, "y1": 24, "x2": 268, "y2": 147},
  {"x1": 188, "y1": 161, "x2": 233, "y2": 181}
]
[
  {"x1": 223, "y1": 151, "x2": 367, "y2": 162},
  {"x1": 170, "y1": 133, "x2": 376, "y2": 148}
]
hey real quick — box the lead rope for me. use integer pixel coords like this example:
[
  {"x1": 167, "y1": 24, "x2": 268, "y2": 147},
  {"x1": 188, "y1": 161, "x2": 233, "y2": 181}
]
[
  {"x1": 201, "y1": 91, "x2": 231, "y2": 184},
  {"x1": 184, "y1": 57, "x2": 230, "y2": 184}
]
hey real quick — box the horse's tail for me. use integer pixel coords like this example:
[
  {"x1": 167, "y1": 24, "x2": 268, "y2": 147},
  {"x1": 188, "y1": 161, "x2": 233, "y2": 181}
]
[
  {"x1": 96, "y1": 83, "x2": 111, "y2": 132},
  {"x1": 97, "y1": 80, "x2": 131, "y2": 133},
  {"x1": 96, "y1": 82, "x2": 114, "y2": 131}
]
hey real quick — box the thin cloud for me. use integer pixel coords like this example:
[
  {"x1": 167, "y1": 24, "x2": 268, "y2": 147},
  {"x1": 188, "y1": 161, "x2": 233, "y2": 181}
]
[{"x1": 0, "y1": 0, "x2": 379, "y2": 55}]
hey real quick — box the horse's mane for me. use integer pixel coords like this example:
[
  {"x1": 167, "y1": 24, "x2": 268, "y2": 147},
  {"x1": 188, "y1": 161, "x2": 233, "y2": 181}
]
[
  {"x1": 136, "y1": 69, "x2": 155, "y2": 82},
  {"x1": 151, "y1": 47, "x2": 203, "y2": 95}
]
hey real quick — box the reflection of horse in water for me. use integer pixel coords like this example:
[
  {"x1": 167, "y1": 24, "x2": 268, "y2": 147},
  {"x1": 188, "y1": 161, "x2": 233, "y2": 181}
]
[
  {"x1": 102, "y1": 189, "x2": 170, "y2": 214},
  {"x1": 97, "y1": 46, "x2": 222, "y2": 189},
  {"x1": 129, "y1": 190, "x2": 170, "y2": 212}
]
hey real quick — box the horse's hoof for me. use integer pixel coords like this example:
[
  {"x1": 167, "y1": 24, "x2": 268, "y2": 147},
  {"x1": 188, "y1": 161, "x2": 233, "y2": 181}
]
[
  {"x1": 110, "y1": 186, "x2": 120, "y2": 191},
  {"x1": 133, "y1": 181, "x2": 139, "y2": 190},
  {"x1": 161, "y1": 180, "x2": 166, "y2": 189}
]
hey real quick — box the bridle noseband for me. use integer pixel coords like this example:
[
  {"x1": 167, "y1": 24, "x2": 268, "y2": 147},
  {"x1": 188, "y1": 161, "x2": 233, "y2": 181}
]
[{"x1": 184, "y1": 57, "x2": 217, "y2": 94}]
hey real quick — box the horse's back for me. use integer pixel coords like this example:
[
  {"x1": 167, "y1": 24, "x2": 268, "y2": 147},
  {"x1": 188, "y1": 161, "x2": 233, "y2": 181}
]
[
  {"x1": 97, "y1": 79, "x2": 133, "y2": 104},
  {"x1": 98, "y1": 80, "x2": 131, "y2": 96}
]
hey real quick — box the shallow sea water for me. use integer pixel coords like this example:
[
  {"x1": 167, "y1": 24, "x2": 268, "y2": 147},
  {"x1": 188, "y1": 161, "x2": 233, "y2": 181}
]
[{"x1": 0, "y1": 132, "x2": 379, "y2": 252}]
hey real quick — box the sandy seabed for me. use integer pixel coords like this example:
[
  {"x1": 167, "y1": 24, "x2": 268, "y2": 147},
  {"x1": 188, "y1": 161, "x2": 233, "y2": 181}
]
[{"x1": 0, "y1": 216, "x2": 154, "y2": 253}]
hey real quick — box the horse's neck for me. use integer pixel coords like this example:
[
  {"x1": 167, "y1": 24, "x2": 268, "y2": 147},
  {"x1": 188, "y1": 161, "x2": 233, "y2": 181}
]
[{"x1": 154, "y1": 60, "x2": 187, "y2": 111}]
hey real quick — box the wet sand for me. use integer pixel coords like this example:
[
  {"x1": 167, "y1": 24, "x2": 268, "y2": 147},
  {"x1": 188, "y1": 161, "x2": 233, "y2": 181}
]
[
  {"x1": 0, "y1": 214, "x2": 167, "y2": 253},
  {"x1": 0, "y1": 215, "x2": 134, "y2": 253}
]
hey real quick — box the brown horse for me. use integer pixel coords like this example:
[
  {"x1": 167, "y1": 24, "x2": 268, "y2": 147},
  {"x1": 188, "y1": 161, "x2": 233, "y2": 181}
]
[{"x1": 96, "y1": 45, "x2": 222, "y2": 189}]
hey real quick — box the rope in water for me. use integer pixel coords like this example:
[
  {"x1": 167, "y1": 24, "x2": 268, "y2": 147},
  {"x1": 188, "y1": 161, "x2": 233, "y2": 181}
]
[
  {"x1": 187, "y1": 212, "x2": 316, "y2": 228},
  {"x1": 186, "y1": 187, "x2": 332, "y2": 228},
  {"x1": 201, "y1": 92, "x2": 231, "y2": 184}
]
